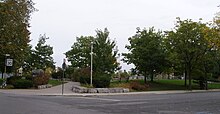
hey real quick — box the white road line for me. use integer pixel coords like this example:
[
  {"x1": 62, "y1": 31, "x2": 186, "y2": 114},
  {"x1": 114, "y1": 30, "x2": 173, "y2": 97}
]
[
  {"x1": 76, "y1": 97, "x2": 121, "y2": 102},
  {"x1": 122, "y1": 98, "x2": 168, "y2": 102}
]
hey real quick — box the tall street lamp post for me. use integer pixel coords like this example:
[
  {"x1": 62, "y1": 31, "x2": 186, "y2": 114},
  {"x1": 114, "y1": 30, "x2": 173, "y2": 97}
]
[{"x1": 90, "y1": 41, "x2": 93, "y2": 86}]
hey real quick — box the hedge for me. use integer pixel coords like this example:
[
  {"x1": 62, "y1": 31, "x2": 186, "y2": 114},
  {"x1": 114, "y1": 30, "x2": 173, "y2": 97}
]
[
  {"x1": 93, "y1": 74, "x2": 111, "y2": 88},
  {"x1": 13, "y1": 79, "x2": 33, "y2": 89}
]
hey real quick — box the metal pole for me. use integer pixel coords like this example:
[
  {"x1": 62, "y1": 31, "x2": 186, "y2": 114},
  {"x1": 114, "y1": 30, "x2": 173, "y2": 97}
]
[
  {"x1": 62, "y1": 70, "x2": 64, "y2": 95},
  {"x1": 4, "y1": 54, "x2": 10, "y2": 79},
  {"x1": 62, "y1": 59, "x2": 66, "y2": 95},
  {"x1": 4, "y1": 65, "x2": 6, "y2": 79},
  {"x1": 90, "y1": 42, "x2": 93, "y2": 86}
]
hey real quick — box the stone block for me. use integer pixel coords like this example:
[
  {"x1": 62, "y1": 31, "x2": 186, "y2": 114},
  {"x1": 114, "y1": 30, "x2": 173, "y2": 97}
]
[
  {"x1": 46, "y1": 84, "x2": 52, "y2": 88},
  {"x1": 123, "y1": 88, "x2": 130, "y2": 93},
  {"x1": 88, "y1": 88, "x2": 98, "y2": 93},
  {"x1": 96, "y1": 88, "x2": 110, "y2": 93},
  {"x1": 72, "y1": 85, "x2": 88, "y2": 93}
]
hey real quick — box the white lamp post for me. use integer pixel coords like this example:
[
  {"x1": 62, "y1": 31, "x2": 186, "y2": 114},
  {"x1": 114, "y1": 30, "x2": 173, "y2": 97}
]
[{"x1": 90, "y1": 41, "x2": 93, "y2": 86}]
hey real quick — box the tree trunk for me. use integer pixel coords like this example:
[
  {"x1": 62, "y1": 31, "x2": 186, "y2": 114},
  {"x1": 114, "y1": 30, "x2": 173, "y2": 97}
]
[
  {"x1": 184, "y1": 69, "x2": 187, "y2": 87},
  {"x1": 150, "y1": 73, "x2": 154, "y2": 82},
  {"x1": 144, "y1": 72, "x2": 147, "y2": 84},
  {"x1": 205, "y1": 79, "x2": 208, "y2": 90},
  {"x1": 204, "y1": 68, "x2": 208, "y2": 90},
  {"x1": 187, "y1": 67, "x2": 192, "y2": 90},
  {"x1": 144, "y1": 75, "x2": 147, "y2": 84}
]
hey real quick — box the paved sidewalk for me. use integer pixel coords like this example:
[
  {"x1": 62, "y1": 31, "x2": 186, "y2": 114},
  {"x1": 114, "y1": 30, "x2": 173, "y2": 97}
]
[
  {"x1": 0, "y1": 81, "x2": 80, "y2": 96},
  {"x1": 0, "y1": 82, "x2": 220, "y2": 96}
]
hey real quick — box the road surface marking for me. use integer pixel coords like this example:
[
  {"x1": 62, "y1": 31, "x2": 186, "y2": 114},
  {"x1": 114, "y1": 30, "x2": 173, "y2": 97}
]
[{"x1": 77, "y1": 97, "x2": 121, "y2": 102}]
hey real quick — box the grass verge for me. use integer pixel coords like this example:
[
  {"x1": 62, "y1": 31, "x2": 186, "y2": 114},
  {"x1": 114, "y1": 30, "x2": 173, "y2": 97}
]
[
  {"x1": 110, "y1": 79, "x2": 220, "y2": 91},
  {"x1": 48, "y1": 80, "x2": 62, "y2": 86}
]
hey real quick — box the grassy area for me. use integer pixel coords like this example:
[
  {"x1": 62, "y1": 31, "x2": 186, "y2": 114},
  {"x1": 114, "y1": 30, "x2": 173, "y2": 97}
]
[
  {"x1": 48, "y1": 80, "x2": 62, "y2": 86},
  {"x1": 148, "y1": 80, "x2": 196, "y2": 91},
  {"x1": 110, "y1": 79, "x2": 220, "y2": 91},
  {"x1": 208, "y1": 83, "x2": 220, "y2": 89},
  {"x1": 81, "y1": 84, "x2": 93, "y2": 88},
  {"x1": 110, "y1": 80, "x2": 131, "y2": 88}
]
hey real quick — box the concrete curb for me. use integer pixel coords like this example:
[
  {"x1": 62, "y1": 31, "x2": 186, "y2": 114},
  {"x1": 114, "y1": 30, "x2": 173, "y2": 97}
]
[
  {"x1": 1, "y1": 81, "x2": 220, "y2": 97},
  {"x1": 33, "y1": 89, "x2": 220, "y2": 97}
]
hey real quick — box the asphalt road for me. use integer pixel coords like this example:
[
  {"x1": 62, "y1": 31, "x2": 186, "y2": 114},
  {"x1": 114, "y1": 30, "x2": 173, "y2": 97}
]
[{"x1": 0, "y1": 92, "x2": 220, "y2": 114}]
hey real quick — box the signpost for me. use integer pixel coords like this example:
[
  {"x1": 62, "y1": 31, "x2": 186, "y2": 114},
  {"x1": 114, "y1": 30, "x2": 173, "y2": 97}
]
[
  {"x1": 62, "y1": 59, "x2": 66, "y2": 95},
  {"x1": 4, "y1": 54, "x2": 12, "y2": 79},
  {"x1": 6, "y1": 59, "x2": 13, "y2": 67},
  {"x1": 2, "y1": 54, "x2": 12, "y2": 86}
]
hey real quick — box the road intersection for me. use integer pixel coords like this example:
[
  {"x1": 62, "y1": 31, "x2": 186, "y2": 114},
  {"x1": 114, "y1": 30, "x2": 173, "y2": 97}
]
[{"x1": 0, "y1": 82, "x2": 220, "y2": 114}]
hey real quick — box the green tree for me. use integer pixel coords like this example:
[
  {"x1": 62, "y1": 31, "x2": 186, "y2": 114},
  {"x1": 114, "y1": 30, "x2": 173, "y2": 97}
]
[
  {"x1": 214, "y1": 8, "x2": 220, "y2": 29},
  {"x1": 22, "y1": 45, "x2": 34, "y2": 74},
  {"x1": 93, "y1": 28, "x2": 119, "y2": 75},
  {"x1": 123, "y1": 27, "x2": 168, "y2": 83},
  {"x1": 66, "y1": 36, "x2": 94, "y2": 68},
  {"x1": 165, "y1": 18, "x2": 214, "y2": 90},
  {"x1": 31, "y1": 34, "x2": 55, "y2": 70},
  {"x1": 0, "y1": 0, "x2": 35, "y2": 74},
  {"x1": 212, "y1": 50, "x2": 220, "y2": 80},
  {"x1": 117, "y1": 70, "x2": 130, "y2": 82},
  {"x1": 66, "y1": 28, "x2": 120, "y2": 86}
]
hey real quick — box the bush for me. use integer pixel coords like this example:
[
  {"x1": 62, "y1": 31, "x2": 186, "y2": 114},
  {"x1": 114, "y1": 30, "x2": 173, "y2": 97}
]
[
  {"x1": 5, "y1": 85, "x2": 14, "y2": 89},
  {"x1": 78, "y1": 67, "x2": 91, "y2": 84},
  {"x1": 51, "y1": 71, "x2": 62, "y2": 79},
  {"x1": 6, "y1": 76, "x2": 22, "y2": 85},
  {"x1": 23, "y1": 74, "x2": 33, "y2": 81},
  {"x1": 13, "y1": 79, "x2": 33, "y2": 89},
  {"x1": 80, "y1": 75, "x2": 90, "y2": 84},
  {"x1": 33, "y1": 73, "x2": 50, "y2": 87},
  {"x1": 130, "y1": 81, "x2": 149, "y2": 91},
  {"x1": 93, "y1": 74, "x2": 111, "y2": 88},
  {"x1": 71, "y1": 69, "x2": 81, "y2": 82},
  {"x1": 0, "y1": 79, "x2": 3, "y2": 85}
]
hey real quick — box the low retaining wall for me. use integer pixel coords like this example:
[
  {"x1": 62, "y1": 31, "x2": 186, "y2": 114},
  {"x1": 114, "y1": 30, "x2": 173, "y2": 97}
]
[
  {"x1": 37, "y1": 84, "x2": 52, "y2": 89},
  {"x1": 72, "y1": 85, "x2": 129, "y2": 93}
]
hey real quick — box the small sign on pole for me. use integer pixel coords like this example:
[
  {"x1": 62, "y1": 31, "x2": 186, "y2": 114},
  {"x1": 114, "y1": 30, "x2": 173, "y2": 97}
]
[{"x1": 6, "y1": 59, "x2": 13, "y2": 66}]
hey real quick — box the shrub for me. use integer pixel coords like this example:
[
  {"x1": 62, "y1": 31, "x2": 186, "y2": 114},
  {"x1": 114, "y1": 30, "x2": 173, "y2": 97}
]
[
  {"x1": 93, "y1": 74, "x2": 111, "y2": 88},
  {"x1": 33, "y1": 73, "x2": 50, "y2": 86},
  {"x1": 80, "y1": 75, "x2": 90, "y2": 84},
  {"x1": 0, "y1": 79, "x2": 3, "y2": 85},
  {"x1": 5, "y1": 85, "x2": 14, "y2": 89},
  {"x1": 71, "y1": 69, "x2": 81, "y2": 82},
  {"x1": 13, "y1": 79, "x2": 33, "y2": 89},
  {"x1": 6, "y1": 76, "x2": 22, "y2": 85},
  {"x1": 130, "y1": 81, "x2": 149, "y2": 91},
  {"x1": 51, "y1": 71, "x2": 62, "y2": 79},
  {"x1": 78, "y1": 67, "x2": 91, "y2": 84},
  {"x1": 23, "y1": 74, "x2": 33, "y2": 81}
]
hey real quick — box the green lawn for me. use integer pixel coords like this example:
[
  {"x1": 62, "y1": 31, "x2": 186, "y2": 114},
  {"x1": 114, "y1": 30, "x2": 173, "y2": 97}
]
[
  {"x1": 48, "y1": 80, "x2": 62, "y2": 86},
  {"x1": 208, "y1": 83, "x2": 220, "y2": 89},
  {"x1": 148, "y1": 80, "x2": 197, "y2": 91},
  {"x1": 110, "y1": 79, "x2": 220, "y2": 91}
]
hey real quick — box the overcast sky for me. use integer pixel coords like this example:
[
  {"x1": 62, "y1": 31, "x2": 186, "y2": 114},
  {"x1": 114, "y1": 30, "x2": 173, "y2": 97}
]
[{"x1": 30, "y1": 0, "x2": 219, "y2": 70}]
